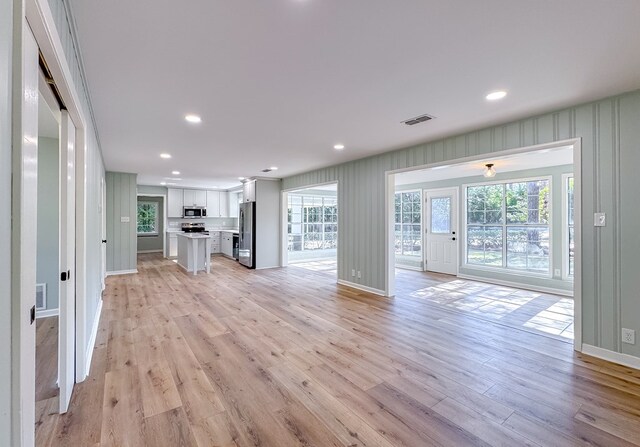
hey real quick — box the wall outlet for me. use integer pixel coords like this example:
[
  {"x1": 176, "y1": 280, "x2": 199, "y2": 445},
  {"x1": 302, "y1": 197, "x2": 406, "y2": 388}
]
[
  {"x1": 357, "y1": 271, "x2": 361, "y2": 279},
  {"x1": 120, "y1": 216, "x2": 130, "y2": 223},
  {"x1": 554, "y1": 269, "x2": 561, "y2": 277},
  {"x1": 594, "y1": 212, "x2": 606, "y2": 227},
  {"x1": 622, "y1": 328, "x2": 636, "y2": 344},
  {"x1": 351, "y1": 269, "x2": 356, "y2": 277}
]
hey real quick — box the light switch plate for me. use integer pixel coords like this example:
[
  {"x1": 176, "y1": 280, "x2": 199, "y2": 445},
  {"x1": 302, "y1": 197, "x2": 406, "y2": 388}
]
[
  {"x1": 594, "y1": 213, "x2": 606, "y2": 227},
  {"x1": 121, "y1": 216, "x2": 130, "y2": 223}
]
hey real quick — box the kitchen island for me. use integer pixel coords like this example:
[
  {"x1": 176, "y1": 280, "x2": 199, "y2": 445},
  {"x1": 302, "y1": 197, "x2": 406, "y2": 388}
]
[{"x1": 176, "y1": 232, "x2": 212, "y2": 275}]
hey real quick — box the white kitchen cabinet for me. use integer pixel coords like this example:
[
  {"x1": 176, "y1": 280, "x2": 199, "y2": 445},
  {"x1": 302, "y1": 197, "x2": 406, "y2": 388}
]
[
  {"x1": 209, "y1": 231, "x2": 221, "y2": 254},
  {"x1": 167, "y1": 188, "x2": 184, "y2": 218},
  {"x1": 206, "y1": 190, "x2": 220, "y2": 217},
  {"x1": 184, "y1": 189, "x2": 206, "y2": 207},
  {"x1": 229, "y1": 192, "x2": 240, "y2": 218},
  {"x1": 243, "y1": 180, "x2": 256, "y2": 203},
  {"x1": 219, "y1": 192, "x2": 229, "y2": 217},
  {"x1": 221, "y1": 232, "x2": 233, "y2": 258},
  {"x1": 167, "y1": 232, "x2": 178, "y2": 257}
]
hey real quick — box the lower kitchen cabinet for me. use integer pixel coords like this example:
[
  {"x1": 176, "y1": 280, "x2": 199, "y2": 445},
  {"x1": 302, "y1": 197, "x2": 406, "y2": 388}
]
[
  {"x1": 221, "y1": 232, "x2": 234, "y2": 258},
  {"x1": 167, "y1": 232, "x2": 178, "y2": 257}
]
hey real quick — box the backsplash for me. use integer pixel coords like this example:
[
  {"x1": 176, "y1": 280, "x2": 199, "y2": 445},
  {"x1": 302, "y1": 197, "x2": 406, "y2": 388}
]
[{"x1": 167, "y1": 217, "x2": 238, "y2": 230}]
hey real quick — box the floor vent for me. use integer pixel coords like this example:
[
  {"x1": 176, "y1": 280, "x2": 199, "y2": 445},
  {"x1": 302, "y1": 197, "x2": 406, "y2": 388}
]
[
  {"x1": 402, "y1": 114, "x2": 435, "y2": 126},
  {"x1": 36, "y1": 283, "x2": 47, "y2": 310}
]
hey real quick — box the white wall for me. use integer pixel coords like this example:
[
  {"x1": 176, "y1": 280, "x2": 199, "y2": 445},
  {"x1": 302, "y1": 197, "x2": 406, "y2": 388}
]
[{"x1": 0, "y1": 0, "x2": 13, "y2": 442}]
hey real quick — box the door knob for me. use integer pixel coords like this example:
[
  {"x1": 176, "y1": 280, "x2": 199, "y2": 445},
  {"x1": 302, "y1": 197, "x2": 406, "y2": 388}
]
[
  {"x1": 452, "y1": 237, "x2": 456, "y2": 241},
  {"x1": 102, "y1": 239, "x2": 107, "y2": 243}
]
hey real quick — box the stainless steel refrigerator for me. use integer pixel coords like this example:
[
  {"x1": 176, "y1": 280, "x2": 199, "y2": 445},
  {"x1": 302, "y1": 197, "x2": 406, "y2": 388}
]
[{"x1": 238, "y1": 202, "x2": 256, "y2": 268}]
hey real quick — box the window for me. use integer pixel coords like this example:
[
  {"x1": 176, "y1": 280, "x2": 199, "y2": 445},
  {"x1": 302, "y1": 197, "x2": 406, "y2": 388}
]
[
  {"x1": 466, "y1": 178, "x2": 550, "y2": 275},
  {"x1": 564, "y1": 175, "x2": 575, "y2": 278},
  {"x1": 137, "y1": 201, "x2": 159, "y2": 235},
  {"x1": 395, "y1": 191, "x2": 422, "y2": 257},
  {"x1": 287, "y1": 194, "x2": 337, "y2": 252}
]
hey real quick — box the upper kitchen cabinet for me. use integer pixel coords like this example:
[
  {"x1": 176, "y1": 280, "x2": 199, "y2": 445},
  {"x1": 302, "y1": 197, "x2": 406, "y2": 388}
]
[
  {"x1": 206, "y1": 190, "x2": 230, "y2": 217},
  {"x1": 243, "y1": 180, "x2": 256, "y2": 203},
  {"x1": 167, "y1": 188, "x2": 184, "y2": 218},
  {"x1": 184, "y1": 189, "x2": 207, "y2": 207},
  {"x1": 206, "y1": 190, "x2": 220, "y2": 217},
  {"x1": 219, "y1": 192, "x2": 228, "y2": 217},
  {"x1": 229, "y1": 191, "x2": 241, "y2": 218}
]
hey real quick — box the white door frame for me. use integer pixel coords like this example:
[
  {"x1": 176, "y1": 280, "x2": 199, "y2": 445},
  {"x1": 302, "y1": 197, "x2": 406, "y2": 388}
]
[
  {"x1": 385, "y1": 138, "x2": 582, "y2": 352},
  {"x1": 136, "y1": 192, "x2": 167, "y2": 256},
  {"x1": 423, "y1": 187, "x2": 459, "y2": 276},
  {"x1": 27, "y1": 0, "x2": 99, "y2": 384},
  {"x1": 11, "y1": 17, "x2": 39, "y2": 447}
]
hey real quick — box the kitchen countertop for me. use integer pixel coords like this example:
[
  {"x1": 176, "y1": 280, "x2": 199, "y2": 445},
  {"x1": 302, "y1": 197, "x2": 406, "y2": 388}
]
[{"x1": 176, "y1": 232, "x2": 212, "y2": 239}]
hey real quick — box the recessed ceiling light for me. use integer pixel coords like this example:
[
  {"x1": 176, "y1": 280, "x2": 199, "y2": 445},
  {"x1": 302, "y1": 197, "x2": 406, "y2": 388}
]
[
  {"x1": 334, "y1": 144, "x2": 345, "y2": 150},
  {"x1": 172, "y1": 170, "x2": 180, "y2": 175},
  {"x1": 269, "y1": 166, "x2": 278, "y2": 171},
  {"x1": 160, "y1": 182, "x2": 167, "y2": 186},
  {"x1": 238, "y1": 177, "x2": 245, "y2": 181},
  {"x1": 486, "y1": 91, "x2": 507, "y2": 101},
  {"x1": 160, "y1": 153, "x2": 172, "y2": 159},
  {"x1": 167, "y1": 182, "x2": 177, "y2": 186},
  {"x1": 185, "y1": 114, "x2": 202, "y2": 123}
]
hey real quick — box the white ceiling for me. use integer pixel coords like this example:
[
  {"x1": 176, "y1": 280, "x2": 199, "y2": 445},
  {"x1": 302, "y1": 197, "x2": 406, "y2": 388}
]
[
  {"x1": 395, "y1": 146, "x2": 573, "y2": 185},
  {"x1": 68, "y1": 0, "x2": 640, "y2": 189}
]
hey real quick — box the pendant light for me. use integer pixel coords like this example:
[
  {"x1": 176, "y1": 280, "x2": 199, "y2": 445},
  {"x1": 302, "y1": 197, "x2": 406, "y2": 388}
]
[{"x1": 483, "y1": 163, "x2": 496, "y2": 178}]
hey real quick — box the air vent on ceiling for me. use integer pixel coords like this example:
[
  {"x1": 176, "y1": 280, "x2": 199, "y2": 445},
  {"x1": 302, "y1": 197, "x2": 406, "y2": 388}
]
[{"x1": 402, "y1": 114, "x2": 435, "y2": 126}]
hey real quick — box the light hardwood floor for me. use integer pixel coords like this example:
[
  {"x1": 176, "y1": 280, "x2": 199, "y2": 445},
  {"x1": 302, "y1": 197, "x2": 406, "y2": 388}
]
[{"x1": 37, "y1": 254, "x2": 640, "y2": 446}]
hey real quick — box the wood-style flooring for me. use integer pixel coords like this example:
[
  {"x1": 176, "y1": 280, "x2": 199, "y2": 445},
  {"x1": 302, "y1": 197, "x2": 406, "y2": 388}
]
[
  {"x1": 35, "y1": 316, "x2": 59, "y2": 447},
  {"x1": 37, "y1": 254, "x2": 640, "y2": 446}
]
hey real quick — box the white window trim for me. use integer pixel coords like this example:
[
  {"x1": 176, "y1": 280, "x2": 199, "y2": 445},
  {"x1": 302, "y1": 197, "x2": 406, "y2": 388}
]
[
  {"x1": 562, "y1": 173, "x2": 575, "y2": 281},
  {"x1": 137, "y1": 201, "x2": 159, "y2": 236},
  {"x1": 463, "y1": 175, "x2": 553, "y2": 278},
  {"x1": 395, "y1": 189, "x2": 423, "y2": 258}
]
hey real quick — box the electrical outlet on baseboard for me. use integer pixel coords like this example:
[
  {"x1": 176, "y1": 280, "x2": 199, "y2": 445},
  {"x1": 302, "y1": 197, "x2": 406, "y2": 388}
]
[
  {"x1": 351, "y1": 269, "x2": 356, "y2": 277},
  {"x1": 357, "y1": 271, "x2": 361, "y2": 279},
  {"x1": 622, "y1": 328, "x2": 636, "y2": 344}
]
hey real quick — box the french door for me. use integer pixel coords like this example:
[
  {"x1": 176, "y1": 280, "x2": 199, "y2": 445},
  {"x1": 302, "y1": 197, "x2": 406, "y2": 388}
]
[{"x1": 424, "y1": 188, "x2": 458, "y2": 275}]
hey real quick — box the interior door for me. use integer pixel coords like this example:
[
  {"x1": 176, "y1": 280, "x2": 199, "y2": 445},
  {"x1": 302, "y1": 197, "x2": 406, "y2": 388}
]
[
  {"x1": 425, "y1": 188, "x2": 458, "y2": 275},
  {"x1": 58, "y1": 110, "x2": 76, "y2": 413},
  {"x1": 101, "y1": 175, "x2": 106, "y2": 289}
]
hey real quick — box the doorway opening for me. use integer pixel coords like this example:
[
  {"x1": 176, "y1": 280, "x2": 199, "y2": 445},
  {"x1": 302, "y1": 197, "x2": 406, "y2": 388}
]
[
  {"x1": 35, "y1": 80, "x2": 61, "y2": 427},
  {"x1": 136, "y1": 195, "x2": 165, "y2": 255},
  {"x1": 284, "y1": 183, "x2": 338, "y2": 277},
  {"x1": 391, "y1": 142, "x2": 578, "y2": 344}
]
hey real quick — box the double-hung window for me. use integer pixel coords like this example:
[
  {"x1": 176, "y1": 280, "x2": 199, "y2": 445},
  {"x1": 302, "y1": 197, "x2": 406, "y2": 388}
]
[
  {"x1": 395, "y1": 191, "x2": 422, "y2": 257},
  {"x1": 466, "y1": 178, "x2": 550, "y2": 275},
  {"x1": 137, "y1": 201, "x2": 159, "y2": 235}
]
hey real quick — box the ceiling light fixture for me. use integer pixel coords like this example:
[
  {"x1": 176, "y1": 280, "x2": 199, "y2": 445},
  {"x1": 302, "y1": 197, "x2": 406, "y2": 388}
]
[
  {"x1": 160, "y1": 153, "x2": 172, "y2": 159},
  {"x1": 334, "y1": 144, "x2": 345, "y2": 150},
  {"x1": 269, "y1": 166, "x2": 278, "y2": 171},
  {"x1": 238, "y1": 177, "x2": 245, "y2": 181},
  {"x1": 486, "y1": 91, "x2": 507, "y2": 101},
  {"x1": 160, "y1": 182, "x2": 167, "y2": 186},
  {"x1": 483, "y1": 163, "x2": 497, "y2": 178},
  {"x1": 172, "y1": 170, "x2": 180, "y2": 175},
  {"x1": 185, "y1": 114, "x2": 202, "y2": 123}
]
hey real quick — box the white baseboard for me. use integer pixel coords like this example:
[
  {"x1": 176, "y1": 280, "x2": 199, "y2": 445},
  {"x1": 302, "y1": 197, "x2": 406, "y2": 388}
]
[
  {"x1": 106, "y1": 269, "x2": 138, "y2": 276},
  {"x1": 36, "y1": 308, "x2": 59, "y2": 318},
  {"x1": 337, "y1": 279, "x2": 386, "y2": 297},
  {"x1": 582, "y1": 344, "x2": 640, "y2": 371},
  {"x1": 84, "y1": 298, "x2": 103, "y2": 378},
  {"x1": 457, "y1": 273, "x2": 573, "y2": 297},
  {"x1": 137, "y1": 249, "x2": 162, "y2": 254}
]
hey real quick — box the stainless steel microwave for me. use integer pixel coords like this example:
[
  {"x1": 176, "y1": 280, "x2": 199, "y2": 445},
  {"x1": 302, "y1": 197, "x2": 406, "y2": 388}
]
[{"x1": 183, "y1": 206, "x2": 206, "y2": 218}]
